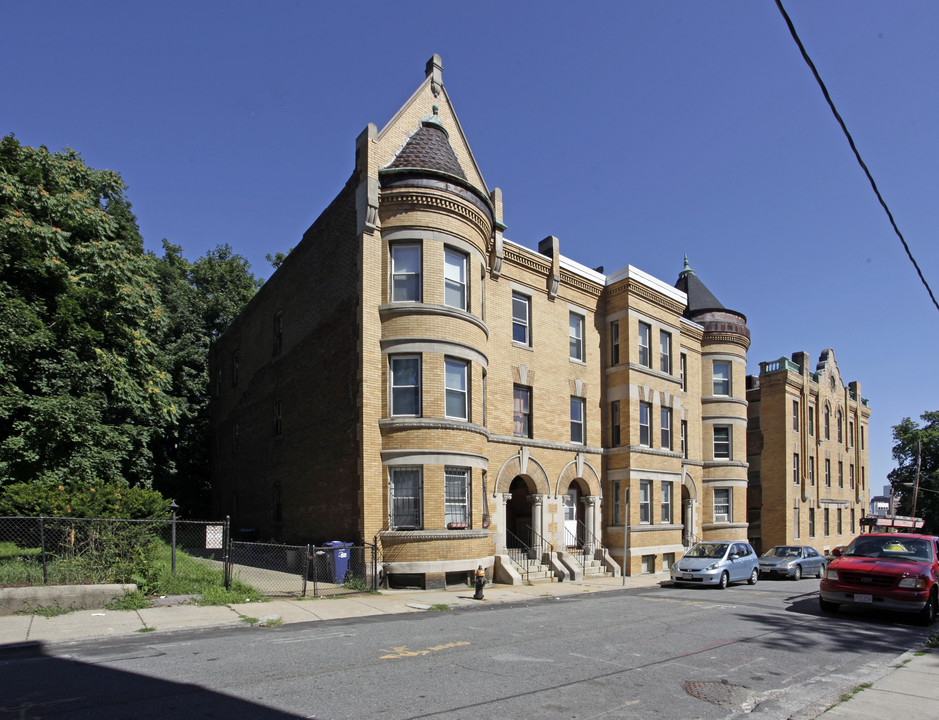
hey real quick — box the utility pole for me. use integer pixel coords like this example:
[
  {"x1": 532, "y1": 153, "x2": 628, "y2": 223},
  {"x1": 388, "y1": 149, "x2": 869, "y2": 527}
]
[{"x1": 912, "y1": 439, "x2": 922, "y2": 520}]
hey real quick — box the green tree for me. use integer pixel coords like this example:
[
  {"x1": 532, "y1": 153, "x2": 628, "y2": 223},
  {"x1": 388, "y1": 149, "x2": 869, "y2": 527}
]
[
  {"x1": 888, "y1": 411, "x2": 939, "y2": 533},
  {"x1": 0, "y1": 135, "x2": 176, "y2": 489},
  {"x1": 150, "y1": 241, "x2": 261, "y2": 515}
]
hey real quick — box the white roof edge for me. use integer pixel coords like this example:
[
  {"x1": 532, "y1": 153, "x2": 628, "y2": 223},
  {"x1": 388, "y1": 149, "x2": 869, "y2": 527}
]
[
  {"x1": 606, "y1": 264, "x2": 687, "y2": 305},
  {"x1": 559, "y1": 255, "x2": 606, "y2": 285},
  {"x1": 680, "y1": 315, "x2": 704, "y2": 331}
]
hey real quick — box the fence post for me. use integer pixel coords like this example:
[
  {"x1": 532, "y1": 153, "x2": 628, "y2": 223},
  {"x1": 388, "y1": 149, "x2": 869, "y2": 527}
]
[
  {"x1": 223, "y1": 515, "x2": 231, "y2": 591},
  {"x1": 301, "y1": 544, "x2": 310, "y2": 597},
  {"x1": 39, "y1": 516, "x2": 48, "y2": 585},
  {"x1": 170, "y1": 502, "x2": 178, "y2": 575},
  {"x1": 311, "y1": 545, "x2": 318, "y2": 598}
]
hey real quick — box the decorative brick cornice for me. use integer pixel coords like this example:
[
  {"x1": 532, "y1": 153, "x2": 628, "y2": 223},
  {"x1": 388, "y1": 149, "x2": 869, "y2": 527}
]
[
  {"x1": 504, "y1": 245, "x2": 551, "y2": 275},
  {"x1": 606, "y1": 279, "x2": 686, "y2": 315},
  {"x1": 702, "y1": 332, "x2": 751, "y2": 351},
  {"x1": 381, "y1": 188, "x2": 491, "y2": 241},
  {"x1": 560, "y1": 269, "x2": 602, "y2": 297}
]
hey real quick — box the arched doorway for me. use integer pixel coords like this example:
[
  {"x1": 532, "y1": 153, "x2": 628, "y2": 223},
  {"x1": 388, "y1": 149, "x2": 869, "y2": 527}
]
[
  {"x1": 680, "y1": 483, "x2": 695, "y2": 547},
  {"x1": 506, "y1": 476, "x2": 532, "y2": 547}
]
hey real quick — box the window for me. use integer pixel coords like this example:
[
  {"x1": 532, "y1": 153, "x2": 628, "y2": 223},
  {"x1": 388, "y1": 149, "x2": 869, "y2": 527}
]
[
  {"x1": 808, "y1": 508, "x2": 815, "y2": 537},
  {"x1": 512, "y1": 293, "x2": 530, "y2": 345},
  {"x1": 569, "y1": 312, "x2": 585, "y2": 361},
  {"x1": 850, "y1": 463, "x2": 855, "y2": 489},
  {"x1": 390, "y1": 356, "x2": 421, "y2": 416},
  {"x1": 861, "y1": 425, "x2": 865, "y2": 449},
  {"x1": 793, "y1": 453, "x2": 800, "y2": 484},
  {"x1": 825, "y1": 459, "x2": 831, "y2": 487},
  {"x1": 390, "y1": 467, "x2": 422, "y2": 529},
  {"x1": 712, "y1": 361, "x2": 730, "y2": 396},
  {"x1": 661, "y1": 482, "x2": 673, "y2": 524},
  {"x1": 713, "y1": 426, "x2": 731, "y2": 459},
  {"x1": 513, "y1": 385, "x2": 532, "y2": 437},
  {"x1": 861, "y1": 466, "x2": 865, "y2": 489},
  {"x1": 809, "y1": 456, "x2": 815, "y2": 486},
  {"x1": 611, "y1": 400, "x2": 621, "y2": 446},
  {"x1": 444, "y1": 248, "x2": 467, "y2": 310},
  {"x1": 659, "y1": 331, "x2": 672, "y2": 374},
  {"x1": 273, "y1": 312, "x2": 283, "y2": 355},
  {"x1": 638, "y1": 322, "x2": 651, "y2": 367},
  {"x1": 836, "y1": 410, "x2": 843, "y2": 443},
  {"x1": 660, "y1": 407, "x2": 672, "y2": 450},
  {"x1": 808, "y1": 405, "x2": 815, "y2": 436},
  {"x1": 681, "y1": 420, "x2": 688, "y2": 458},
  {"x1": 445, "y1": 358, "x2": 468, "y2": 420},
  {"x1": 612, "y1": 480, "x2": 621, "y2": 524},
  {"x1": 838, "y1": 460, "x2": 843, "y2": 488},
  {"x1": 391, "y1": 244, "x2": 421, "y2": 302},
  {"x1": 445, "y1": 467, "x2": 470, "y2": 526},
  {"x1": 850, "y1": 508, "x2": 856, "y2": 534},
  {"x1": 610, "y1": 321, "x2": 620, "y2": 365},
  {"x1": 274, "y1": 400, "x2": 282, "y2": 436},
  {"x1": 641, "y1": 555, "x2": 656, "y2": 574},
  {"x1": 824, "y1": 508, "x2": 830, "y2": 536},
  {"x1": 837, "y1": 508, "x2": 843, "y2": 535},
  {"x1": 713, "y1": 488, "x2": 731, "y2": 522},
  {"x1": 570, "y1": 397, "x2": 585, "y2": 444},
  {"x1": 639, "y1": 402, "x2": 652, "y2": 447},
  {"x1": 792, "y1": 400, "x2": 799, "y2": 432},
  {"x1": 680, "y1": 353, "x2": 687, "y2": 391},
  {"x1": 824, "y1": 406, "x2": 831, "y2": 440},
  {"x1": 848, "y1": 420, "x2": 855, "y2": 447},
  {"x1": 639, "y1": 480, "x2": 652, "y2": 524},
  {"x1": 794, "y1": 507, "x2": 800, "y2": 540},
  {"x1": 232, "y1": 351, "x2": 239, "y2": 386},
  {"x1": 663, "y1": 552, "x2": 675, "y2": 570}
]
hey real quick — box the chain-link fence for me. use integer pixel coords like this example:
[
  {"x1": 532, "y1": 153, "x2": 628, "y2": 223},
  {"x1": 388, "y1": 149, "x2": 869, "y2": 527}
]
[
  {"x1": 1, "y1": 516, "x2": 376, "y2": 599},
  {"x1": 228, "y1": 541, "x2": 378, "y2": 598},
  {"x1": 0, "y1": 515, "x2": 229, "y2": 588}
]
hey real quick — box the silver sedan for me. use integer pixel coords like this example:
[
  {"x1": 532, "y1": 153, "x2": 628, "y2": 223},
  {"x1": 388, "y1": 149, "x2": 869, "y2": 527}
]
[{"x1": 758, "y1": 545, "x2": 826, "y2": 580}]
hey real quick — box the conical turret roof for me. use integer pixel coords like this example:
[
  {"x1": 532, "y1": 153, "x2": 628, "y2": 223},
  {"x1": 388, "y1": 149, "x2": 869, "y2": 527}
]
[
  {"x1": 675, "y1": 255, "x2": 725, "y2": 316},
  {"x1": 386, "y1": 106, "x2": 467, "y2": 180}
]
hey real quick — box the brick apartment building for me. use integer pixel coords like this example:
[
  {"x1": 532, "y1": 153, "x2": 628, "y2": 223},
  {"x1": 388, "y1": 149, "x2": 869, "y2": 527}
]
[
  {"x1": 746, "y1": 349, "x2": 871, "y2": 555},
  {"x1": 210, "y1": 56, "x2": 753, "y2": 587}
]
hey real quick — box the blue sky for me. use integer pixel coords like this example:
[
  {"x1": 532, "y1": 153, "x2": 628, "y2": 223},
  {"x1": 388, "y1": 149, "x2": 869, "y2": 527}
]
[{"x1": 4, "y1": 1, "x2": 938, "y2": 490}]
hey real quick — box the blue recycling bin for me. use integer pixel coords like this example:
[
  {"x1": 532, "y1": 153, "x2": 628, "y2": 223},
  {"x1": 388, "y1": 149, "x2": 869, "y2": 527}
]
[{"x1": 323, "y1": 541, "x2": 353, "y2": 583}]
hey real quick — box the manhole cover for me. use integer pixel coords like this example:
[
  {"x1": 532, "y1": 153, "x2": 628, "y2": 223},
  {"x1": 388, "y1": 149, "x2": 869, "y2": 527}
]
[{"x1": 684, "y1": 679, "x2": 752, "y2": 708}]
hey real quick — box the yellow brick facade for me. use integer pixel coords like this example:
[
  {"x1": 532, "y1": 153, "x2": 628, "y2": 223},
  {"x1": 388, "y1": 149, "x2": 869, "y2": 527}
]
[
  {"x1": 211, "y1": 56, "x2": 755, "y2": 587},
  {"x1": 746, "y1": 350, "x2": 871, "y2": 555}
]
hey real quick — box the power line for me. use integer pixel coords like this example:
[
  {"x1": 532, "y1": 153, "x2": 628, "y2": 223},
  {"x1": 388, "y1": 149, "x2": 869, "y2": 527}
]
[{"x1": 775, "y1": 0, "x2": 939, "y2": 313}]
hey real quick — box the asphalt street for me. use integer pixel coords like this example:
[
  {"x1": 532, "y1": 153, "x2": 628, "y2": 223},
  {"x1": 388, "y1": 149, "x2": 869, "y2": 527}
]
[{"x1": 1, "y1": 577, "x2": 932, "y2": 719}]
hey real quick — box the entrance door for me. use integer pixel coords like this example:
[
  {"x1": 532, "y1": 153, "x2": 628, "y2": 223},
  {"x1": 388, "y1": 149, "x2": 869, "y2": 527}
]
[{"x1": 564, "y1": 486, "x2": 581, "y2": 547}]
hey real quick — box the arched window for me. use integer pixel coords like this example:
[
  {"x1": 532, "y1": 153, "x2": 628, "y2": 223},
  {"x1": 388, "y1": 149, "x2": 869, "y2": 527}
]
[
  {"x1": 823, "y1": 405, "x2": 831, "y2": 440},
  {"x1": 836, "y1": 409, "x2": 843, "y2": 443}
]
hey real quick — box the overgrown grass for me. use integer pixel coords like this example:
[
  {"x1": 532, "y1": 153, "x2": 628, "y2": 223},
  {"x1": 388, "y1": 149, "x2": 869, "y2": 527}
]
[
  {"x1": 0, "y1": 542, "x2": 41, "y2": 558},
  {"x1": 147, "y1": 544, "x2": 265, "y2": 605},
  {"x1": 427, "y1": 604, "x2": 451, "y2": 612}
]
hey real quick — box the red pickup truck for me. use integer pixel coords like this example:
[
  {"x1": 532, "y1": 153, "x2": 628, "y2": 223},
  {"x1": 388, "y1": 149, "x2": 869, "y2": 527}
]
[{"x1": 819, "y1": 533, "x2": 939, "y2": 625}]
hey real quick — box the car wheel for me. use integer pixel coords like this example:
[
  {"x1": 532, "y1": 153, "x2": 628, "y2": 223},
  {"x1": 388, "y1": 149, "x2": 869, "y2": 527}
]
[
  {"x1": 816, "y1": 563, "x2": 825, "y2": 579},
  {"x1": 819, "y1": 598, "x2": 839, "y2": 613},
  {"x1": 917, "y1": 592, "x2": 937, "y2": 627},
  {"x1": 718, "y1": 572, "x2": 729, "y2": 590},
  {"x1": 748, "y1": 568, "x2": 759, "y2": 585},
  {"x1": 792, "y1": 565, "x2": 802, "y2": 581}
]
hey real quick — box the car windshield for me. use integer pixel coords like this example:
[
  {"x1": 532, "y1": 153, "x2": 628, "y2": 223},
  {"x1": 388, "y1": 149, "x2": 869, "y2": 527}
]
[
  {"x1": 685, "y1": 543, "x2": 728, "y2": 559},
  {"x1": 845, "y1": 536, "x2": 935, "y2": 562},
  {"x1": 763, "y1": 546, "x2": 801, "y2": 558}
]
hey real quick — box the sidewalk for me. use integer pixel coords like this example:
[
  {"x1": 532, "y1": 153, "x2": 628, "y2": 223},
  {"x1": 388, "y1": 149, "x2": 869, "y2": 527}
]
[{"x1": 0, "y1": 573, "x2": 935, "y2": 720}]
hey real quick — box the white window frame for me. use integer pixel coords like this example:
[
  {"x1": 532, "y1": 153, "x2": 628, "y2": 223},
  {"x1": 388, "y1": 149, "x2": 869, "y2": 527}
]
[
  {"x1": 712, "y1": 360, "x2": 731, "y2": 396},
  {"x1": 660, "y1": 406, "x2": 672, "y2": 450},
  {"x1": 445, "y1": 467, "x2": 470, "y2": 527},
  {"x1": 444, "y1": 247, "x2": 467, "y2": 310},
  {"x1": 391, "y1": 244, "x2": 421, "y2": 302},
  {"x1": 661, "y1": 482, "x2": 672, "y2": 524},
  {"x1": 570, "y1": 396, "x2": 585, "y2": 444},
  {"x1": 713, "y1": 425, "x2": 731, "y2": 459},
  {"x1": 713, "y1": 488, "x2": 731, "y2": 522},
  {"x1": 808, "y1": 404, "x2": 815, "y2": 436},
  {"x1": 639, "y1": 480, "x2": 652, "y2": 524},
  {"x1": 390, "y1": 355, "x2": 421, "y2": 417},
  {"x1": 512, "y1": 292, "x2": 530, "y2": 346},
  {"x1": 444, "y1": 358, "x2": 468, "y2": 420},
  {"x1": 680, "y1": 353, "x2": 687, "y2": 391},
  {"x1": 681, "y1": 420, "x2": 688, "y2": 459},
  {"x1": 794, "y1": 507, "x2": 801, "y2": 540},
  {"x1": 569, "y1": 311, "x2": 585, "y2": 362},
  {"x1": 639, "y1": 401, "x2": 652, "y2": 447},
  {"x1": 792, "y1": 399, "x2": 799, "y2": 432},
  {"x1": 513, "y1": 385, "x2": 532, "y2": 438},
  {"x1": 638, "y1": 322, "x2": 651, "y2": 367},
  {"x1": 659, "y1": 331, "x2": 672, "y2": 374},
  {"x1": 390, "y1": 467, "x2": 423, "y2": 530},
  {"x1": 793, "y1": 453, "x2": 800, "y2": 485}
]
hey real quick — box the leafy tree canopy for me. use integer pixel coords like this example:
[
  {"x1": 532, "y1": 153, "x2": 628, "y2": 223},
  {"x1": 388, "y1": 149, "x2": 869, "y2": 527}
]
[
  {"x1": 0, "y1": 135, "x2": 175, "y2": 488},
  {"x1": 888, "y1": 410, "x2": 939, "y2": 533}
]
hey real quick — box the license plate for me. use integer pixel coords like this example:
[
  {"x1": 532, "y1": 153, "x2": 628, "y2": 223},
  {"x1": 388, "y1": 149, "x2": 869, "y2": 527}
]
[
  {"x1": 683, "y1": 574, "x2": 693, "y2": 580},
  {"x1": 854, "y1": 594, "x2": 873, "y2": 603}
]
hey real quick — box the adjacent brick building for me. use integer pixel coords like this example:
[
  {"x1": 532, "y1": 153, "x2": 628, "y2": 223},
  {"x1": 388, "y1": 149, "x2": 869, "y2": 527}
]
[
  {"x1": 746, "y1": 349, "x2": 871, "y2": 554},
  {"x1": 210, "y1": 56, "x2": 753, "y2": 586}
]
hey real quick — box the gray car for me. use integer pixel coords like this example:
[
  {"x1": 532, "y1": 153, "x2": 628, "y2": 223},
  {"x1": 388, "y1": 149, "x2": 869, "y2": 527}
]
[
  {"x1": 758, "y1": 545, "x2": 826, "y2": 580},
  {"x1": 670, "y1": 541, "x2": 760, "y2": 589}
]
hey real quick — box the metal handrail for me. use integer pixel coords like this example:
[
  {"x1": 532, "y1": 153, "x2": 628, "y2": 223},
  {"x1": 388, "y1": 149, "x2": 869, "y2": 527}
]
[
  {"x1": 577, "y1": 519, "x2": 604, "y2": 559},
  {"x1": 564, "y1": 527, "x2": 586, "y2": 570},
  {"x1": 505, "y1": 528, "x2": 532, "y2": 581}
]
